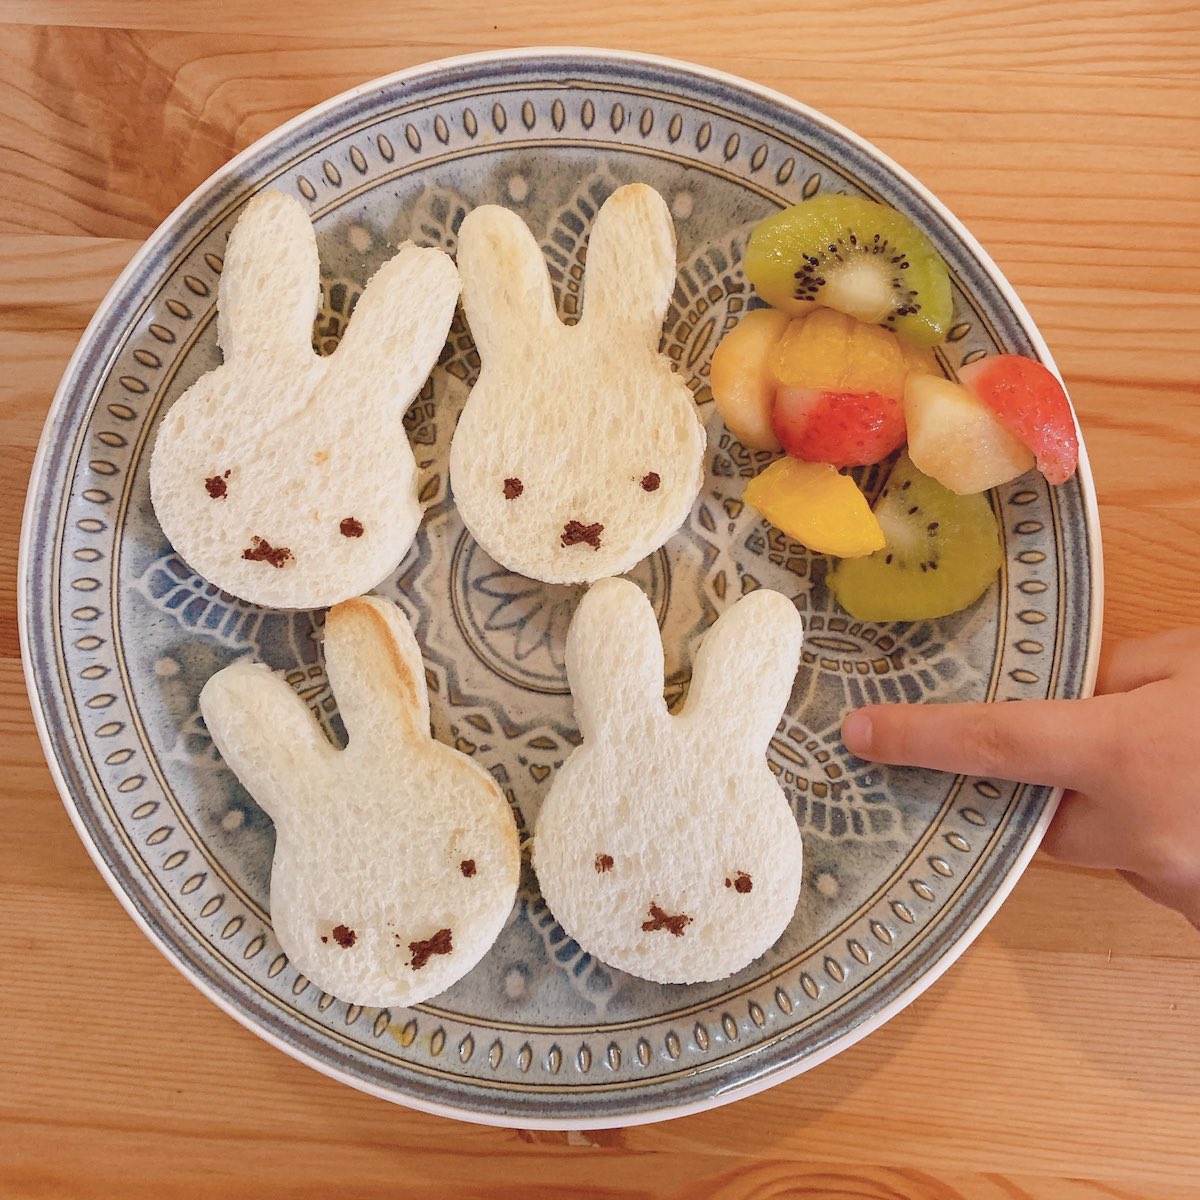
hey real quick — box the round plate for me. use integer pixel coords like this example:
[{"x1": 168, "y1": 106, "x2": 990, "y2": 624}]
[{"x1": 20, "y1": 49, "x2": 1101, "y2": 1128}]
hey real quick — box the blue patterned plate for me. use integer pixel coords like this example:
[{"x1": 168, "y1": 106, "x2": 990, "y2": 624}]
[{"x1": 20, "y1": 49, "x2": 1101, "y2": 1127}]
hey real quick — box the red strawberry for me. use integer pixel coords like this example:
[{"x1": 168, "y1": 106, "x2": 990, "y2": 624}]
[
  {"x1": 957, "y1": 355, "x2": 1078, "y2": 485},
  {"x1": 772, "y1": 387, "x2": 907, "y2": 468}
]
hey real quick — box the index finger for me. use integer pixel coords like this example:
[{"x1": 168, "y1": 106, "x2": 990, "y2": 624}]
[{"x1": 841, "y1": 693, "x2": 1128, "y2": 793}]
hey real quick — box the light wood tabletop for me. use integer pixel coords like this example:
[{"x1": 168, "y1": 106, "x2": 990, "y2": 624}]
[{"x1": 2, "y1": 3, "x2": 1198, "y2": 1197}]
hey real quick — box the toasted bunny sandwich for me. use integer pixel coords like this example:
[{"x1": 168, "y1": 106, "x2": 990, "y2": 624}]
[
  {"x1": 200, "y1": 595, "x2": 520, "y2": 1008},
  {"x1": 449, "y1": 183, "x2": 706, "y2": 584}
]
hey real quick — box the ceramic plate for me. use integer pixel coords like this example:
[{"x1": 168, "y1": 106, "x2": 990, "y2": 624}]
[{"x1": 20, "y1": 49, "x2": 1101, "y2": 1128}]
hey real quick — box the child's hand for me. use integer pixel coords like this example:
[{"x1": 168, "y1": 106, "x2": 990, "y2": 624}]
[{"x1": 841, "y1": 629, "x2": 1200, "y2": 927}]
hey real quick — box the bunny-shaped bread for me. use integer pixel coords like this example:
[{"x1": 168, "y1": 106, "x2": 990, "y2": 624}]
[
  {"x1": 532, "y1": 578, "x2": 805, "y2": 984},
  {"x1": 449, "y1": 183, "x2": 706, "y2": 584},
  {"x1": 151, "y1": 191, "x2": 459, "y2": 610},
  {"x1": 199, "y1": 595, "x2": 520, "y2": 1007}
]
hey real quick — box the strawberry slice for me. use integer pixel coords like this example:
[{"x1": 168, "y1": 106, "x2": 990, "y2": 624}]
[
  {"x1": 957, "y1": 355, "x2": 1078, "y2": 485},
  {"x1": 772, "y1": 387, "x2": 906, "y2": 468}
]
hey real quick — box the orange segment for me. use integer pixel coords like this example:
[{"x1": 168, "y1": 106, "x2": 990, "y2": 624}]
[
  {"x1": 743, "y1": 457, "x2": 885, "y2": 558},
  {"x1": 900, "y1": 340, "x2": 940, "y2": 377},
  {"x1": 844, "y1": 322, "x2": 908, "y2": 397},
  {"x1": 770, "y1": 309, "x2": 846, "y2": 390},
  {"x1": 769, "y1": 309, "x2": 909, "y2": 398}
]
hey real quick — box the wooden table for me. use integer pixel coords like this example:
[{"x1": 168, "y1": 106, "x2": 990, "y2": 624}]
[{"x1": 2, "y1": 3, "x2": 1198, "y2": 1196}]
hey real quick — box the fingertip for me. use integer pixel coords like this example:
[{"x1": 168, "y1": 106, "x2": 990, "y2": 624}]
[{"x1": 841, "y1": 709, "x2": 874, "y2": 757}]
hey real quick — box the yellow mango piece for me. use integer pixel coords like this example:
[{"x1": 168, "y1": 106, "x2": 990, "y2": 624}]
[
  {"x1": 743, "y1": 457, "x2": 885, "y2": 558},
  {"x1": 710, "y1": 309, "x2": 790, "y2": 450}
]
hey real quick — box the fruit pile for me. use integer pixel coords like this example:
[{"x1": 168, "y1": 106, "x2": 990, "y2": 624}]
[{"x1": 713, "y1": 194, "x2": 1079, "y2": 621}]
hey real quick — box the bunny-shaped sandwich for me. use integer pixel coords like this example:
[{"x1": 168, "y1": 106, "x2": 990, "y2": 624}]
[
  {"x1": 151, "y1": 191, "x2": 459, "y2": 610},
  {"x1": 532, "y1": 578, "x2": 805, "y2": 984},
  {"x1": 449, "y1": 184, "x2": 706, "y2": 584},
  {"x1": 200, "y1": 595, "x2": 520, "y2": 1007}
]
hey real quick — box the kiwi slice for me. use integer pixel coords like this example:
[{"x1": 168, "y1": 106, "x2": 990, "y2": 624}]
[
  {"x1": 827, "y1": 454, "x2": 1001, "y2": 621},
  {"x1": 744, "y1": 195, "x2": 953, "y2": 346}
]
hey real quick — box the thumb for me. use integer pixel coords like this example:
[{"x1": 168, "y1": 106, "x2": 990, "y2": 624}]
[{"x1": 841, "y1": 694, "x2": 1126, "y2": 793}]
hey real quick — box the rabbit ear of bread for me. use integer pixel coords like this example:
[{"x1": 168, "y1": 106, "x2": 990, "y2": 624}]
[
  {"x1": 457, "y1": 204, "x2": 559, "y2": 362},
  {"x1": 217, "y1": 190, "x2": 322, "y2": 363},
  {"x1": 680, "y1": 589, "x2": 804, "y2": 755},
  {"x1": 322, "y1": 595, "x2": 431, "y2": 747},
  {"x1": 332, "y1": 243, "x2": 461, "y2": 400},
  {"x1": 198, "y1": 596, "x2": 432, "y2": 829},
  {"x1": 566, "y1": 579, "x2": 668, "y2": 741},
  {"x1": 578, "y1": 184, "x2": 678, "y2": 349},
  {"x1": 199, "y1": 659, "x2": 336, "y2": 832}
]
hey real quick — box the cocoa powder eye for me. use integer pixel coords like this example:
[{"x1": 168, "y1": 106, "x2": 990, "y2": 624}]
[
  {"x1": 640, "y1": 472, "x2": 661, "y2": 492},
  {"x1": 503, "y1": 477, "x2": 524, "y2": 500}
]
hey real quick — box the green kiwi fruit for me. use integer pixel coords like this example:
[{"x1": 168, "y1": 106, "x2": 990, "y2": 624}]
[
  {"x1": 827, "y1": 454, "x2": 1002, "y2": 621},
  {"x1": 744, "y1": 194, "x2": 954, "y2": 346}
]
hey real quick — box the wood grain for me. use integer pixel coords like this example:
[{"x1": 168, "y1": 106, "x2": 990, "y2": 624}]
[
  {"x1": 1, "y1": 2, "x2": 1198, "y2": 1196},
  {"x1": 2, "y1": 1, "x2": 1198, "y2": 76}
]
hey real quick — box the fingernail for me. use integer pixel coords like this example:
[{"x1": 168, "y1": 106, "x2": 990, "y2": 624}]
[{"x1": 842, "y1": 710, "x2": 872, "y2": 755}]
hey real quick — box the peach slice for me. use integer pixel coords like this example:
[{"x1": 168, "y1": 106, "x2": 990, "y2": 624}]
[{"x1": 710, "y1": 308, "x2": 790, "y2": 451}]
